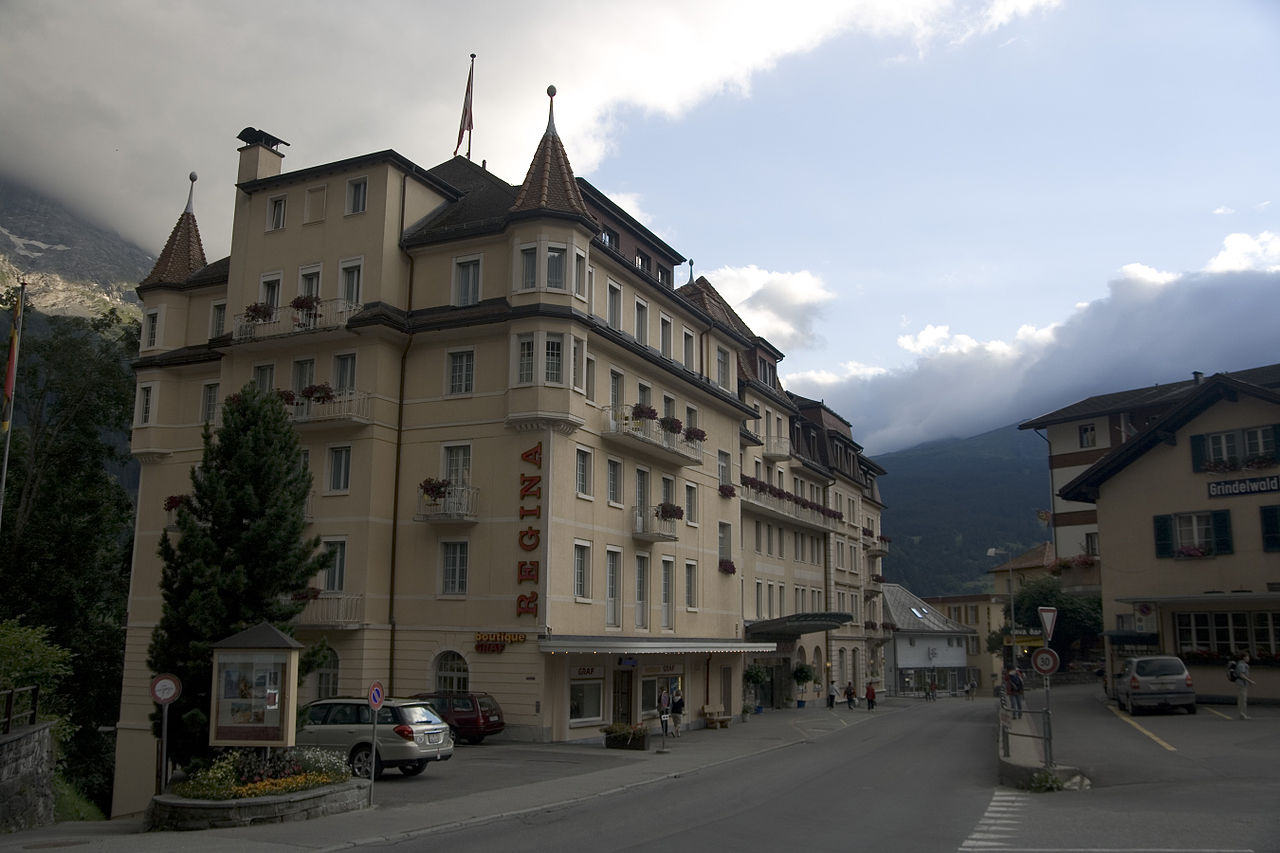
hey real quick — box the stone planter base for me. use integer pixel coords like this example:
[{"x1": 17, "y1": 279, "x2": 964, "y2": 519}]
[
  {"x1": 146, "y1": 779, "x2": 369, "y2": 831},
  {"x1": 604, "y1": 734, "x2": 649, "y2": 750}
]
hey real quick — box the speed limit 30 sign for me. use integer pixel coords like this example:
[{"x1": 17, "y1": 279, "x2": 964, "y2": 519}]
[{"x1": 1031, "y1": 647, "x2": 1060, "y2": 676}]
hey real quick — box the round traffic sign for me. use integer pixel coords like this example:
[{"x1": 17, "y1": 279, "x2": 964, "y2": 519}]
[
  {"x1": 368, "y1": 680, "x2": 384, "y2": 710},
  {"x1": 1031, "y1": 647, "x2": 1060, "y2": 676},
  {"x1": 150, "y1": 673, "x2": 182, "y2": 705}
]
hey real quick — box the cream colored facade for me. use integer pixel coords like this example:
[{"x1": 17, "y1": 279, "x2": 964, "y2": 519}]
[
  {"x1": 112, "y1": 114, "x2": 886, "y2": 816},
  {"x1": 924, "y1": 593, "x2": 1004, "y2": 691}
]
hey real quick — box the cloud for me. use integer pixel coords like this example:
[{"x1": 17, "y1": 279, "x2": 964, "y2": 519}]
[
  {"x1": 0, "y1": 0, "x2": 1062, "y2": 257},
  {"x1": 1213, "y1": 206, "x2": 1235, "y2": 215},
  {"x1": 705, "y1": 264, "x2": 837, "y2": 352},
  {"x1": 783, "y1": 234, "x2": 1280, "y2": 454}
]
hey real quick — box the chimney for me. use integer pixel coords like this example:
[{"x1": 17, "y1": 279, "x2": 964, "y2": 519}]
[
  {"x1": 1193, "y1": 371, "x2": 1204, "y2": 385},
  {"x1": 236, "y1": 127, "x2": 288, "y2": 184}
]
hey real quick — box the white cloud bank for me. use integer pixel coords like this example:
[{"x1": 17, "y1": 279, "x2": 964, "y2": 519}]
[{"x1": 780, "y1": 233, "x2": 1280, "y2": 454}]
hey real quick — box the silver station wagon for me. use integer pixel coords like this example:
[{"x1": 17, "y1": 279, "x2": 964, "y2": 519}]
[
  {"x1": 1114, "y1": 656, "x2": 1197, "y2": 715},
  {"x1": 297, "y1": 697, "x2": 454, "y2": 778}
]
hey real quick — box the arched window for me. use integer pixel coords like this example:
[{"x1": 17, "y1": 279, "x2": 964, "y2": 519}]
[
  {"x1": 316, "y1": 649, "x2": 340, "y2": 699},
  {"x1": 795, "y1": 646, "x2": 807, "y2": 667},
  {"x1": 435, "y1": 650, "x2": 470, "y2": 692}
]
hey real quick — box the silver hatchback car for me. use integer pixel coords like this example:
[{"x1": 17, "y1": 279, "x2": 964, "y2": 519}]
[
  {"x1": 297, "y1": 698, "x2": 454, "y2": 778},
  {"x1": 1114, "y1": 656, "x2": 1197, "y2": 715}
]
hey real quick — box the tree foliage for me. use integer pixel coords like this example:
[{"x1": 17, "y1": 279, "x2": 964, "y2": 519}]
[
  {"x1": 147, "y1": 382, "x2": 332, "y2": 768},
  {"x1": 1012, "y1": 576, "x2": 1102, "y2": 666},
  {"x1": 0, "y1": 306, "x2": 136, "y2": 812}
]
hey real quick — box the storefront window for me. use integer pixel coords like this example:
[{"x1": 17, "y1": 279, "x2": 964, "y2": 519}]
[{"x1": 569, "y1": 679, "x2": 603, "y2": 722}]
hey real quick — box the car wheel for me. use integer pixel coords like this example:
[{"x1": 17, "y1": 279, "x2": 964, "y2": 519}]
[
  {"x1": 350, "y1": 745, "x2": 383, "y2": 780},
  {"x1": 449, "y1": 726, "x2": 460, "y2": 742},
  {"x1": 400, "y1": 759, "x2": 428, "y2": 776},
  {"x1": 466, "y1": 735, "x2": 485, "y2": 745}
]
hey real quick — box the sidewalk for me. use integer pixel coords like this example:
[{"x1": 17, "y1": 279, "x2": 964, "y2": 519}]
[{"x1": 1, "y1": 700, "x2": 904, "y2": 852}]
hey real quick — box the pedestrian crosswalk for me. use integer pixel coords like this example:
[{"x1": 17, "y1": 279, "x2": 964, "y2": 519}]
[{"x1": 960, "y1": 790, "x2": 1028, "y2": 849}]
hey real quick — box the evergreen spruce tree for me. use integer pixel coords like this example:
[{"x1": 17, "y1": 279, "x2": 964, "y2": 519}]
[{"x1": 148, "y1": 382, "x2": 332, "y2": 768}]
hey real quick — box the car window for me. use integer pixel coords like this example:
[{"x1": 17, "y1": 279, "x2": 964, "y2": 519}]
[
  {"x1": 451, "y1": 697, "x2": 472, "y2": 712},
  {"x1": 328, "y1": 703, "x2": 356, "y2": 724},
  {"x1": 478, "y1": 697, "x2": 499, "y2": 713},
  {"x1": 376, "y1": 707, "x2": 396, "y2": 725},
  {"x1": 1136, "y1": 659, "x2": 1185, "y2": 677},
  {"x1": 398, "y1": 704, "x2": 444, "y2": 725},
  {"x1": 306, "y1": 704, "x2": 330, "y2": 725}
]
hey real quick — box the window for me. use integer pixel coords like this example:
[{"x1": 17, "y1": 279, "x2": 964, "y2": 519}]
[
  {"x1": 328, "y1": 445, "x2": 351, "y2": 492},
  {"x1": 635, "y1": 468, "x2": 649, "y2": 510},
  {"x1": 252, "y1": 363, "x2": 275, "y2": 391},
  {"x1": 315, "y1": 649, "x2": 339, "y2": 698},
  {"x1": 718, "y1": 451, "x2": 731, "y2": 486},
  {"x1": 1263, "y1": 505, "x2": 1280, "y2": 552},
  {"x1": 144, "y1": 310, "x2": 159, "y2": 348},
  {"x1": 606, "y1": 458, "x2": 622, "y2": 504},
  {"x1": 292, "y1": 358, "x2": 315, "y2": 399},
  {"x1": 574, "y1": 542, "x2": 591, "y2": 598},
  {"x1": 585, "y1": 355, "x2": 596, "y2": 401},
  {"x1": 572, "y1": 337, "x2": 585, "y2": 391},
  {"x1": 601, "y1": 227, "x2": 619, "y2": 249},
  {"x1": 345, "y1": 177, "x2": 367, "y2": 215},
  {"x1": 684, "y1": 561, "x2": 697, "y2": 608},
  {"x1": 661, "y1": 557, "x2": 674, "y2": 629},
  {"x1": 201, "y1": 383, "x2": 219, "y2": 424},
  {"x1": 261, "y1": 275, "x2": 281, "y2": 310},
  {"x1": 435, "y1": 651, "x2": 469, "y2": 692},
  {"x1": 517, "y1": 334, "x2": 535, "y2": 384},
  {"x1": 304, "y1": 186, "x2": 327, "y2": 223},
  {"x1": 661, "y1": 475, "x2": 675, "y2": 506},
  {"x1": 576, "y1": 448, "x2": 592, "y2": 496},
  {"x1": 1245, "y1": 426, "x2": 1276, "y2": 459},
  {"x1": 323, "y1": 540, "x2": 346, "y2": 591},
  {"x1": 718, "y1": 522, "x2": 732, "y2": 561},
  {"x1": 455, "y1": 258, "x2": 480, "y2": 306},
  {"x1": 685, "y1": 483, "x2": 698, "y2": 523},
  {"x1": 755, "y1": 581, "x2": 763, "y2": 619},
  {"x1": 766, "y1": 525, "x2": 774, "y2": 556},
  {"x1": 1078, "y1": 423, "x2": 1096, "y2": 448},
  {"x1": 606, "y1": 549, "x2": 621, "y2": 627},
  {"x1": 340, "y1": 260, "x2": 362, "y2": 304},
  {"x1": 716, "y1": 347, "x2": 730, "y2": 388},
  {"x1": 637, "y1": 383, "x2": 651, "y2": 408},
  {"x1": 1208, "y1": 431, "x2": 1237, "y2": 465},
  {"x1": 609, "y1": 370, "x2": 623, "y2": 410},
  {"x1": 607, "y1": 282, "x2": 621, "y2": 329},
  {"x1": 444, "y1": 444, "x2": 471, "y2": 485},
  {"x1": 574, "y1": 254, "x2": 587, "y2": 298},
  {"x1": 657, "y1": 266, "x2": 668, "y2": 286},
  {"x1": 334, "y1": 354, "x2": 357, "y2": 395},
  {"x1": 448, "y1": 350, "x2": 474, "y2": 395},
  {"x1": 1084, "y1": 531, "x2": 1099, "y2": 556},
  {"x1": 137, "y1": 385, "x2": 154, "y2": 425},
  {"x1": 795, "y1": 588, "x2": 804, "y2": 613},
  {"x1": 634, "y1": 300, "x2": 648, "y2": 345},
  {"x1": 520, "y1": 247, "x2": 537, "y2": 290},
  {"x1": 547, "y1": 247, "x2": 566, "y2": 289},
  {"x1": 683, "y1": 330, "x2": 695, "y2": 369},
  {"x1": 267, "y1": 195, "x2": 286, "y2": 231},
  {"x1": 635, "y1": 555, "x2": 649, "y2": 628},
  {"x1": 635, "y1": 250, "x2": 651, "y2": 273},
  {"x1": 1192, "y1": 426, "x2": 1278, "y2": 471},
  {"x1": 442, "y1": 541, "x2": 468, "y2": 594},
  {"x1": 545, "y1": 333, "x2": 564, "y2": 384},
  {"x1": 210, "y1": 302, "x2": 226, "y2": 338},
  {"x1": 1153, "y1": 510, "x2": 1232, "y2": 558},
  {"x1": 754, "y1": 521, "x2": 762, "y2": 552},
  {"x1": 299, "y1": 266, "x2": 320, "y2": 298},
  {"x1": 569, "y1": 678, "x2": 603, "y2": 723}
]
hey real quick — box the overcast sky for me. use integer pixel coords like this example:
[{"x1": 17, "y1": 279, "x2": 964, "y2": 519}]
[{"x1": 3, "y1": 0, "x2": 1278, "y2": 453}]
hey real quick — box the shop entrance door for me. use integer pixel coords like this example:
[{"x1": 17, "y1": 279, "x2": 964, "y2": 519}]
[{"x1": 612, "y1": 670, "x2": 633, "y2": 723}]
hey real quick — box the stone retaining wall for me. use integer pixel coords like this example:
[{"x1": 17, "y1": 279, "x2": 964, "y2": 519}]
[
  {"x1": 0, "y1": 721, "x2": 55, "y2": 833},
  {"x1": 146, "y1": 779, "x2": 369, "y2": 831}
]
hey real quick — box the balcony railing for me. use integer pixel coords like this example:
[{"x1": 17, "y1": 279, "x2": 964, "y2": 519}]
[
  {"x1": 866, "y1": 537, "x2": 890, "y2": 557},
  {"x1": 632, "y1": 505, "x2": 678, "y2": 541},
  {"x1": 737, "y1": 485, "x2": 837, "y2": 532},
  {"x1": 292, "y1": 592, "x2": 363, "y2": 628},
  {"x1": 287, "y1": 391, "x2": 372, "y2": 426},
  {"x1": 602, "y1": 406, "x2": 702, "y2": 466},
  {"x1": 233, "y1": 298, "x2": 362, "y2": 342},
  {"x1": 413, "y1": 486, "x2": 480, "y2": 523},
  {"x1": 762, "y1": 435, "x2": 791, "y2": 461}
]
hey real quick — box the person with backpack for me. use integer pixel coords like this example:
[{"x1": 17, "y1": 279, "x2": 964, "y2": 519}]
[
  {"x1": 1232, "y1": 653, "x2": 1256, "y2": 719},
  {"x1": 1003, "y1": 665, "x2": 1025, "y2": 719}
]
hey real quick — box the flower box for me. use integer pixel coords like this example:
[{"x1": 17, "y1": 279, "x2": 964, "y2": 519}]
[
  {"x1": 684, "y1": 426, "x2": 707, "y2": 442},
  {"x1": 419, "y1": 477, "x2": 451, "y2": 502},
  {"x1": 162, "y1": 494, "x2": 189, "y2": 512},
  {"x1": 603, "y1": 733, "x2": 649, "y2": 750},
  {"x1": 630, "y1": 403, "x2": 658, "y2": 420},
  {"x1": 290, "y1": 294, "x2": 322, "y2": 311},
  {"x1": 243, "y1": 302, "x2": 275, "y2": 323},
  {"x1": 300, "y1": 383, "x2": 336, "y2": 404},
  {"x1": 655, "y1": 502, "x2": 684, "y2": 521},
  {"x1": 718, "y1": 484, "x2": 736, "y2": 498},
  {"x1": 718, "y1": 559, "x2": 737, "y2": 574},
  {"x1": 276, "y1": 388, "x2": 297, "y2": 405},
  {"x1": 864, "y1": 620, "x2": 878, "y2": 630},
  {"x1": 658, "y1": 416, "x2": 683, "y2": 434}
]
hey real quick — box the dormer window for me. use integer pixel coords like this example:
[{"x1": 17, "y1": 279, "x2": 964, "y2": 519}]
[
  {"x1": 601, "y1": 228, "x2": 619, "y2": 250},
  {"x1": 635, "y1": 250, "x2": 651, "y2": 273}
]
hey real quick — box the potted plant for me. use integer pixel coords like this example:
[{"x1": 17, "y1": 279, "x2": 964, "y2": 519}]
[
  {"x1": 655, "y1": 502, "x2": 684, "y2": 521},
  {"x1": 162, "y1": 494, "x2": 189, "y2": 513},
  {"x1": 718, "y1": 483, "x2": 736, "y2": 498},
  {"x1": 290, "y1": 294, "x2": 322, "y2": 312},
  {"x1": 657, "y1": 415, "x2": 683, "y2": 434},
  {"x1": 243, "y1": 301, "x2": 275, "y2": 322},
  {"x1": 300, "y1": 382, "x2": 336, "y2": 404},
  {"x1": 740, "y1": 702, "x2": 753, "y2": 722},
  {"x1": 600, "y1": 721, "x2": 649, "y2": 750},
  {"x1": 419, "y1": 477, "x2": 451, "y2": 502},
  {"x1": 684, "y1": 425, "x2": 707, "y2": 442},
  {"x1": 792, "y1": 663, "x2": 815, "y2": 707},
  {"x1": 630, "y1": 403, "x2": 658, "y2": 421},
  {"x1": 718, "y1": 558, "x2": 737, "y2": 574},
  {"x1": 276, "y1": 388, "x2": 297, "y2": 405}
]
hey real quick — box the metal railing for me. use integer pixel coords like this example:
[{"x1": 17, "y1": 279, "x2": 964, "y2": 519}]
[
  {"x1": 2, "y1": 686, "x2": 40, "y2": 734},
  {"x1": 293, "y1": 593, "x2": 364, "y2": 627},
  {"x1": 998, "y1": 691, "x2": 1053, "y2": 767},
  {"x1": 233, "y1": 298, "x2": 362, "y2": 341}
]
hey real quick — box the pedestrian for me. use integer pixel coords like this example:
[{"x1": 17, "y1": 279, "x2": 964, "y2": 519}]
[
  {"x1": 827, "y1": 680, "x2": 837, "y2": 709},
  {"x1": 965, "y1": 679, "x2": 976, "y2": 701},
  {"x1": 1003, "y1": 665, "x2": 1024, "y2": 719},
  {"x1": 864, "y1": 681, "x2": 876, "y2": 710},
  {"x1": 844, "y1": 681, "x2": 855, "y2": 709},
  {"x1": 1235, "y1": 652, "x2": 1256, "y2": 720},
  {"x1": 671, "y1": 689, "x2": 685, "y2": 736},
  {"x1": 658, "y1": 686, "x2": 671, "y2": 736},
  {"x1": 929, "y1": 679, "x2": 937, "y2": 701}
]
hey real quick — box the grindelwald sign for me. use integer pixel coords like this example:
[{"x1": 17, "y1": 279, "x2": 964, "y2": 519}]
[{"x1": 1208, "y1": 474, "x2": 1280, "y2": 498}]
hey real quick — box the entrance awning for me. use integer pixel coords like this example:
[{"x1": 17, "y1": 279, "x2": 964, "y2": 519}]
[
  {"x1": 744, "y1": 612, "x2": 854, "y2": 642},
  {"x1": 538, "y1": 635, "x2": 776, "y2": 655}
]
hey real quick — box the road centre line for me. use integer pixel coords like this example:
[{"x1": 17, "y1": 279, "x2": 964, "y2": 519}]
[{"x1": 1106, "y1": 704, "x2": 1177, "y2": 751}]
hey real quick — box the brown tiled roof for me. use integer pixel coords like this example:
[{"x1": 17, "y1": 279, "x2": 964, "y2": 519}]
[
  {"x1": 677, "y1": 276, "x2": 754, "y2": 339},
  {"x1": 140, "y1": 206, "x2": 206, "y2": 287},
  {"x1": 510, "y1": 90, "x2": 591, "y2": 219}
]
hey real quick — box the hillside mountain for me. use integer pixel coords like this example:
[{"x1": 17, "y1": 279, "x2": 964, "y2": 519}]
[{"x1": 871, "y1": 424, "x2": 1051, "y2": 597}]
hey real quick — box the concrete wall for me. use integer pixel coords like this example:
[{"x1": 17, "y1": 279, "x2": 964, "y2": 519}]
[{"x1": 0, "y1": 722, "x2": 55, "y2": 833}]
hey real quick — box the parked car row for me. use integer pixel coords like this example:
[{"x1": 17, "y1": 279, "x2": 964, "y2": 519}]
[{"x1": 296, "y1": 692, "x2": 506, "y2": 779}]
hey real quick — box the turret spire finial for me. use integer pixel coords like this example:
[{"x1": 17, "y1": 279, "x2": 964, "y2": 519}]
[
  {"x1": 185, "y1": 172, "x2": 197, "y2": 214},
  {"x1": 546, "y1": 85, "x2": 557, "y2": 136}
]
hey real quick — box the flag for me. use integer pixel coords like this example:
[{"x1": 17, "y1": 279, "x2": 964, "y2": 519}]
[
  {"x1": 454, "y1": 54, "x2": 475, "y2": 156},
  {"x1": 2, "y1": 283, "x2": 25, "y2": 434}
]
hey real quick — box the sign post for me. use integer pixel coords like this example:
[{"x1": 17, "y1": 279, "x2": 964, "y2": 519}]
[
  {"x1": 367, "y1": 681, "x2": 384, "y2": 804},
  {"x1": 150, "y1": 674, "x2": 182, "y2": 791},
  {"x1": 1036, "y1": 607, "x2": 1059, "y2": 767}
]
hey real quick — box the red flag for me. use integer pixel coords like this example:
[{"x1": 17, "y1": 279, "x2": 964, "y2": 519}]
[
  {"x1": 454, "y1": 55, "x2": 475, "y2": 157},
  {"x1": 2, "y1": 283, "x2": 25, "y2": 434}
]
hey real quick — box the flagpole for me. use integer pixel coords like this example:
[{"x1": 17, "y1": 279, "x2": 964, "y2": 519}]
[
  {"x1": 0, "y1": 281, "x2": 28, "y2": 538},
  {"x1": 466, "y1": 54, "x2": 475, "y2": 161}
]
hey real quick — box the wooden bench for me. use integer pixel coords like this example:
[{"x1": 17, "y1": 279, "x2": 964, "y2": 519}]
[{"x1": 701, "y1": 703, "x2": 733, "y2": 729}]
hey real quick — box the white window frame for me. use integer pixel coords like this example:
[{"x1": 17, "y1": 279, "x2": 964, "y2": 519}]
[
  {"x1": 267, "y1": 195, "x2": 287, "y2": 231},
  {"x1": 144, "y1": 309, "x2": 159, "y2": 349},
  {"x1": 661, "y1": 557, "x2": 674, "y2": 629},
  {"x1": 606, "y1": 457, "x2": 623, "y2": 506},
  {"x1": 441, "y1": 540, "x2": 469, "y2": 595},
  {"x1": 443, "y1": 443, "x2": 472, "y2": 486},
  {"x1": 605, "y1": 547, "x2": 622, "y2": 628},
  {"x1": 260, "y1": 273, "x2": 282, "y2": 310},
  {"x1": 716, "y1": 346, "x2": 730, "y2": 388},
  {"x1": 545, "y1": 333, "x2": 564, "y2": 385},
  {"x1": 634, "y1": 298, "x2": 648, "y2": 346},
  {"x1": 447, "y1": 349, "x2": 475, "y2": 396},
  {"x1": 569, "y1": 677, "x2": 604, "y2": 724},
  {"x1": 298, "y1": 263, "x2": 322, "y2": 299},
  {"x1": 574, "y1": 540, "x2": 591, "y2": 600},
  {"x1": 576, "y1": 447, "x2": 593, "y2": 497},
  {"x1": 454, "y1": 254, "x2": 482, "y2": 306},
  {"x1": 209, "y1": 301, "x2": 226, "y2": 338},
  {"x1": 327, "y1": 445, "x2": 352, "y2": 493},
  {"x1": 345, "y1": 176, "x2": 368, "y2": 215},
  {"x1": 333, "y1": 353, "x2": 357, "y2": 395},
  {"x1": 574, "y1": 252, "x2": 588, "y2": 299},
  {"x1": 252, "y1": 363, "x2": 275, "y2": 391},
  {"x1": 660, "y1": 315, "x2": 672, "y2": 358},
  {"x1": 519, "y1": 245, "x2": 537, "y2": 290},
  {"x1": 547, "y1": 245, "x2": 567, "y2": 290},
  {"x1": 634, "y1": 553, "x2": 649, "y2": 629},
  {"x1": 685, "y1": 483, "x2": 698, "y2": 525},
  {"x1": 684, "y1": 560, "x2": 697, "y2": 609},
  {"x1": 137, "y1": 384, "x2": 155, "y2": 426},
  {"x1": 606, "y1": 281, "x2": 622, "y2": 329},
  {"x1": 516, "y1": 333, "x2": 535, "y2": 385},
  {"x1": 201, "y1": 382, "x2": 219, "y2": 424},
  {"x1": 339, "y1": 258, "x2": 363, "y2": 305},
  {"x1": 322, "y1": 538, "x2": 346, "y2": 591},
  {"x1": 571, "y1": 336, "x2": 586, "y2": 392},
  {"x1": 683, "y1": 329, "x2": 696, "y2": 370}
]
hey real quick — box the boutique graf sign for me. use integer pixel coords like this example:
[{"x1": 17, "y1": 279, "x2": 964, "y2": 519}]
[
  {"x1": 515, "y1": 442, "x2": 542, "y2": 618},
  {"x1": 475, "y1": 632, "x2": 528, "y2": 653},
  {"x1": 1208, "y1": 474, "x2": 1279, "y2": 498}
]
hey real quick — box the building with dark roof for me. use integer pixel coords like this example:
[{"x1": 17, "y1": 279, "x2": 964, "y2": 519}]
[{"x1": 881, "y1": 584, "x2": 976, "y2": 695}]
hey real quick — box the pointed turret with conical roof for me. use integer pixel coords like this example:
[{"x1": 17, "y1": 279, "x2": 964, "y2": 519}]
[
  {"x1": 509, "y1": 86, "x2": 593, "y2": 223},
  {"x1": 140, "y1": 172, "x2": 207, "y2": 286}
]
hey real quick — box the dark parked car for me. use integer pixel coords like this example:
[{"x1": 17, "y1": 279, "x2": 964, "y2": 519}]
[
  {"x1": 414, "y1": 692, "x2": 505, "y2": 743},
  {"x1": 1114, "y1": 655, "x2": 1197, "y2": 715},
  {"x1": 297, "y1": 697, "x2": 453, "y2": 778}
]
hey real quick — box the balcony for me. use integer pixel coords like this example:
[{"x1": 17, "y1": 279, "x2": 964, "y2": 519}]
[
  {"x1": 292, "y1": 592, "x2": 363, "y2": 628},
  {"x1": 632, "y1": 505, "x2": 678, "y2": 542},
  {"x1": 233, "y1": 298, "x2": 362, "y2": 342},
  {"x1": 762, "y1": 435, "x2": 791, "y2": 461},
  {"x1": 413, "y1": 486, "x2": 480, "y2": 523},
  {"x1": 601, "y1": 406, "x2": 702, "y2": 467},
  {"x1": 865, "y1": 536, "x2": 890, "y2": 558},
  {"x1": 286, "y1": 391, "x2": 372, "y2": 427},
  {"x1": 737, "y1": 482, "x2": 838, "y2": 532}
]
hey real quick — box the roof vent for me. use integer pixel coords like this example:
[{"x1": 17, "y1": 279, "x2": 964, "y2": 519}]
[{"x1": 1193, "y1": 371, "x2": 1204, "y2": 384}]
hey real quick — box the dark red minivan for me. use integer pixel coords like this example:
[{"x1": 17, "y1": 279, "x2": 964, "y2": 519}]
[{"x1": 414, "y1": 692, "x2": 506, "y2": 744}]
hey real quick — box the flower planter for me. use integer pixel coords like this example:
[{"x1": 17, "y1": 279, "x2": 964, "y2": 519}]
[{"x1": 604, "y1": 734, "x2": 649, "y2": 750}]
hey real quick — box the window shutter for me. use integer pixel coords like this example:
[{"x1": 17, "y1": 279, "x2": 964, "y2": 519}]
[
  {"x1": 1262, "y1": 506, "x2": 1280, "y2": 553},
  {"x1": 1211, "y1": 510, "x2": 1233, "y2": 556},
  {"x1": 1189, "y1": 434, "x2": 1206, "y2": 472},
  {"x1": 1153, "y1": 514, "x2": 1174, "y2": 558}
]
